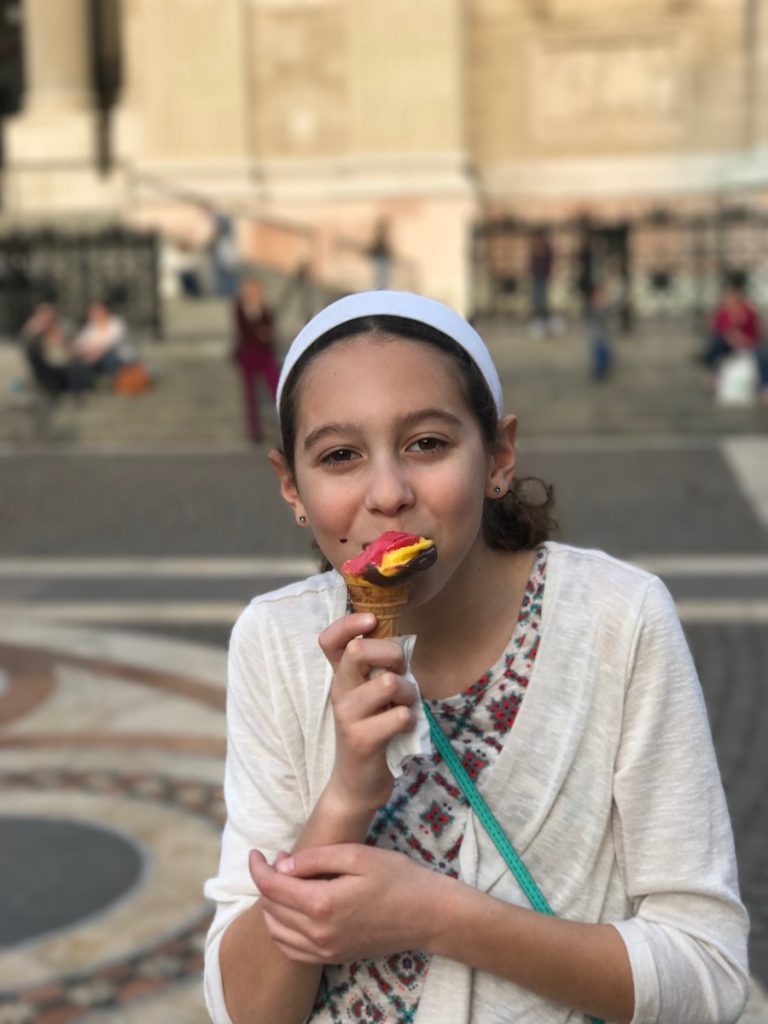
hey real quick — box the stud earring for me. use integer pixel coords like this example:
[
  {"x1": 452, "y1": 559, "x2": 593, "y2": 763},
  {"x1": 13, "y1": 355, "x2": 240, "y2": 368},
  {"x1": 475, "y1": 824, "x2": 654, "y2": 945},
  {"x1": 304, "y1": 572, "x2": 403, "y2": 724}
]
[
  {"x1": 298, "y1": 515, "x2": 307, "y2": 524},
  {"x1": 493, "y1": 485, "x2": 502, "y2": 494}
]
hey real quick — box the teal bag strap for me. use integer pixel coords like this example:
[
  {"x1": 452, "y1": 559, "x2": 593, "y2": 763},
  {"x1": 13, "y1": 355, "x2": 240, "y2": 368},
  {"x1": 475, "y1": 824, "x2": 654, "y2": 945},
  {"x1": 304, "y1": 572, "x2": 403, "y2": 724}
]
[{"x1": 423, "y1": 701, "x2": 605, "y2": 1024}]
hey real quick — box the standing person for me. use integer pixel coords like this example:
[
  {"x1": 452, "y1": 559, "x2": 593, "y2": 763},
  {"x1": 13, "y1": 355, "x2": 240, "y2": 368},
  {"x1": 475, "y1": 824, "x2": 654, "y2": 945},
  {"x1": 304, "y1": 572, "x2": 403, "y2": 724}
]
[
  {"x1": 368, "y1": 218, "x2": 393, "y2": 290},
  {"x1": 204, "y1": 291, "x2": 749, "y2": 1024},
  {"x1": 232, "y1": 276, "x2": 280, "y2": 442},
  {"x1": 574, "y1": 224, "x2": 595, "y2": 319},
  {"x1": 209, "y1": 209, "x2": 239, "y2": 298},
  {"x1": 702, "y1": 274, "x2": 768, "y2": 400},
  {"x1": 587, "y1": 282, "x2": 614, "y2": 381},
  {"x1": 528, "y1": 228, "x2": 554, "y2": 336}
]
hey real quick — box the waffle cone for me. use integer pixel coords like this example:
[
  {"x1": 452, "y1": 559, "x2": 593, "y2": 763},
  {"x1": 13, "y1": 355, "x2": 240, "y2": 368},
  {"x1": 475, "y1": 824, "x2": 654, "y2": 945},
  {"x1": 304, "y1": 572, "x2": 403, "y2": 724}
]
[{"x1": 344, "y1": 579, "x2": 410, "y2": 638}]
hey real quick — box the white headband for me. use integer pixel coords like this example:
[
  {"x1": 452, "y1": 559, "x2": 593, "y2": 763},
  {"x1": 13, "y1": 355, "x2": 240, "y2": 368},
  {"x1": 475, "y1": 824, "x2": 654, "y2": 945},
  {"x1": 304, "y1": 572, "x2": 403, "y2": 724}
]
[{"x1": 275, "y1": 290, "x2": 504, "y2": 418}]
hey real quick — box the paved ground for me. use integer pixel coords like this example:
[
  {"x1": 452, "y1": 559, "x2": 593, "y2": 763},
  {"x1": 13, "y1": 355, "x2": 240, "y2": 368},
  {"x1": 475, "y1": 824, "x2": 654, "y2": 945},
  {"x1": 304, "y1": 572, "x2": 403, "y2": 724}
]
[{"x1": 1, "y1": 301, "x2": 768, "y2": 1021}]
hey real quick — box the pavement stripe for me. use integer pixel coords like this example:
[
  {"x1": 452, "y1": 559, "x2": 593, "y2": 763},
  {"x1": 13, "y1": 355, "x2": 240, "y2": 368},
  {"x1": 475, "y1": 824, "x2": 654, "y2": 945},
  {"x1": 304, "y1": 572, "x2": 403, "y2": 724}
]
[
  {"x1": 2, "y1": 599, "x2": 768, "y2": 624},
  {"x1": 1, "y1": 554, "x2": 768, "y2": 578},
  {"x1": 631, "y1": 555, "x2": 768, "y2": 575},
  {"x1": 0, "y1": 557, "x2": 318, "y2": 578},
  {"x1": 722, "y1": 436, "x2": 768, "y2": 530},
  {"x1": 675, "y1": 599, "x2": 768, "y2": 622},
  {"x1": 0, "y1": 603, "x2": 246, "y2": 623}
]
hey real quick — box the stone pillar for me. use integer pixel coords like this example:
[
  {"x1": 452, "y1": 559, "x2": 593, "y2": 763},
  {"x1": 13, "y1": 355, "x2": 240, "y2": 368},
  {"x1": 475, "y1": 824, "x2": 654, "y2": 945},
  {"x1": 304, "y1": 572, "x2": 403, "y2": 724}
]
[
  {"x1": 3, "y1": 0, "x2": 119, "y2": 214},
  {"x1": 21, "y1": 0, "x2": 93, "y2": 115}
]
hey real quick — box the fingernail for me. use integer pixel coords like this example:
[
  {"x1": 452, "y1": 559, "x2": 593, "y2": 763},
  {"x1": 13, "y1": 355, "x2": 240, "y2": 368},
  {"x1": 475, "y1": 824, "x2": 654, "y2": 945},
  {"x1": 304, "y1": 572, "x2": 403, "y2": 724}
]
[{"x1": 276, "y1": 856, "x2": 295, "y2": 874}]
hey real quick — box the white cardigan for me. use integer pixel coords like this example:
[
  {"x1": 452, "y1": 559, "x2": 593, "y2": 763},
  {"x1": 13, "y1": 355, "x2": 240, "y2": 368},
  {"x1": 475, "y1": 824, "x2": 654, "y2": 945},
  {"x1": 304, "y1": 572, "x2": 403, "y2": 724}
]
[{"x1": 204, "y1": 542, "x2": 749, "y2": 1024}]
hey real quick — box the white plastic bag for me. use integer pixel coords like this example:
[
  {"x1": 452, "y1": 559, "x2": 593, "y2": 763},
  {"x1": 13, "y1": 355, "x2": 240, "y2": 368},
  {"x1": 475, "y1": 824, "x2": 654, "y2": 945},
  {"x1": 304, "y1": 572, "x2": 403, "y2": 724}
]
[{"x1": 716, "y1": 350, "x2": 758, "y2": 406}]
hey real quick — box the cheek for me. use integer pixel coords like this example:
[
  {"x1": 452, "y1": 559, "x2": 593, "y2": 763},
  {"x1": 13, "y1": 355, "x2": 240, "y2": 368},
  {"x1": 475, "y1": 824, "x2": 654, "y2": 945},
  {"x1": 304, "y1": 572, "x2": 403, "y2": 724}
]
[
  {"x1": 436, "y1": 453, "x2": 489, "y2": 512},
  {"x1": 299, "y1": 476, "x2": 358, "y2": 531}
]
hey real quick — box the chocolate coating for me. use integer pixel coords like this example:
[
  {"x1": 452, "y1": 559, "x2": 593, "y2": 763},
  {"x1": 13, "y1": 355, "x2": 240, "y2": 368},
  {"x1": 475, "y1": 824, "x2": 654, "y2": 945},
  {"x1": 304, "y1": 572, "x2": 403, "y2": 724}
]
[{"x1": 361, "y1": 543, "x2": 437, "y2": 586}]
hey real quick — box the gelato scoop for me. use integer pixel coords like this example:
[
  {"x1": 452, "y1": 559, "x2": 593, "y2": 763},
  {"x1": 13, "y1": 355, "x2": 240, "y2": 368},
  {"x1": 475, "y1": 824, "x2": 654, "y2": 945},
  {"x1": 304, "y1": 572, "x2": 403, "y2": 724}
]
[{"x1": 342, "y1": 531, "x2": 437, "y2": 637}]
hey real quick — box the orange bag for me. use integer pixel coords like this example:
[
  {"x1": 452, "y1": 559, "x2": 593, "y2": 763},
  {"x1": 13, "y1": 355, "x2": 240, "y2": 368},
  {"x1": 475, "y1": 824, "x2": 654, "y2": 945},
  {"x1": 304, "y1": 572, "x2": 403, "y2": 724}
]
[{"x1": 113, "y1": 362, "x2": 152, "y2": 395}]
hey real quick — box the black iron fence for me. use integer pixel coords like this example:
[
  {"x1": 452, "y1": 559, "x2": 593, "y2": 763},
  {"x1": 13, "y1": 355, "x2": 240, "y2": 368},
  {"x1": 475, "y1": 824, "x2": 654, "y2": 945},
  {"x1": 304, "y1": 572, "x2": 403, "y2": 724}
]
[
  {"x1": 470, "y1": 206, "x2": 768, "y2": 329},
  {"x1": 0, "y1": 227, "x2": 161, "y2": 338}
]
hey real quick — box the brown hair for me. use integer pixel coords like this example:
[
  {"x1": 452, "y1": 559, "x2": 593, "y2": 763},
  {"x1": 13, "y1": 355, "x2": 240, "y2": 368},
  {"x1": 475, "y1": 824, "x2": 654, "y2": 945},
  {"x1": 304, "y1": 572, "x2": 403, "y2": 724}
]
[{"x1": 278, "y1": 315, "x2": 557, "y2": 559}]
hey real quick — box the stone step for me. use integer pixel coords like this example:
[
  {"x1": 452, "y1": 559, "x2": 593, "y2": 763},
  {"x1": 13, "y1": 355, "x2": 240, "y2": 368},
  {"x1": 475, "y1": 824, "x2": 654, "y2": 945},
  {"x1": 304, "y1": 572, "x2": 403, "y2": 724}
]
[{"x1": 2, "y1": 310, "x2": 768, "y2": 451}]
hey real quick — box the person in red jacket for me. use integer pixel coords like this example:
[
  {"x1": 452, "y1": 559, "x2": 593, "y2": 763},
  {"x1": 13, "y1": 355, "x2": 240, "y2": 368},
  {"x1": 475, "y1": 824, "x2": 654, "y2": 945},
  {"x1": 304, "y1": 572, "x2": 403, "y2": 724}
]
[
  {"x1": 703, "y1": 274, "x2": 768, "y2": 398},
  {"x1": 233, "y1": 276, "x2": 281, "y2": 441}
]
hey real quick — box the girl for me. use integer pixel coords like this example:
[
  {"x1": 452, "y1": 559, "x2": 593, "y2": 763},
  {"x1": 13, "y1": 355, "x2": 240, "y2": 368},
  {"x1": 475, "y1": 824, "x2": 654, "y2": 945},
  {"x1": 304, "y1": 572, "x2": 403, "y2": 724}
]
[
  {"x1": 232, "y1": 276, "x2": 280, "y2": 442},
  {"x1": 204, "y1": 291, "x2": 749, "y2": 1024}
]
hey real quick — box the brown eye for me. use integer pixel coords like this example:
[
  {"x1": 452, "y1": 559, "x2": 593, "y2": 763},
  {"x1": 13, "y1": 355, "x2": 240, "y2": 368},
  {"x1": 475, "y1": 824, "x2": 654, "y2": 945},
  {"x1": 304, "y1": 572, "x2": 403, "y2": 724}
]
[
  {"x1": 408, "y1": 437, "x2": 447, "y2": 453},
  {"x1": 321, "y1": 448, "x2": 356, "y2": 464}
]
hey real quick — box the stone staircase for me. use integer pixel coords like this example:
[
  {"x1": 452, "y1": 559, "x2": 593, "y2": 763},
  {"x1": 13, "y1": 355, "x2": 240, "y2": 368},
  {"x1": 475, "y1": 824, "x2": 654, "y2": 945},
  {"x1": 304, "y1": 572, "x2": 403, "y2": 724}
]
[
  {"x1": 0, "y1": 268, "x2": 343, "y2": 451},
  {"x1": 2, "y1": 300, "x2": 768, "y2": 451}
]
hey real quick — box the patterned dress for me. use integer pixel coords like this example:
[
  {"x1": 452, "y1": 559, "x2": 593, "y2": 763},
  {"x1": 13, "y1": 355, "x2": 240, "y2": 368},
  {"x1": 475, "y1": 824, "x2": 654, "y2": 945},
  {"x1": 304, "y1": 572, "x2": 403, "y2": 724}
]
[{"x1": 309, "y1": 547, "x2": 548, "y2": 1023}]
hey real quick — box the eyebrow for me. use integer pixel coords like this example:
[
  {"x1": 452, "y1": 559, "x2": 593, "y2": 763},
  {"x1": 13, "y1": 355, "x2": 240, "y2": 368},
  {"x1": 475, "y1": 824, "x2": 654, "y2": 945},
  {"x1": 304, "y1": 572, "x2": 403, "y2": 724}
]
[{"x1": 302, "y1": 407, "x2": 464, "y2": 451}]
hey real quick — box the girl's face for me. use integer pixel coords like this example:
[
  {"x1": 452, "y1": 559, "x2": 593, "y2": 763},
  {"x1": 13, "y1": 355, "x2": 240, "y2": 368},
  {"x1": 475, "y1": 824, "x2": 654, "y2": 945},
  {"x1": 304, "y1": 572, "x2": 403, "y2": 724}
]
[{"x1": 272, "y1": 334, "x2": 516, "y2": 608}]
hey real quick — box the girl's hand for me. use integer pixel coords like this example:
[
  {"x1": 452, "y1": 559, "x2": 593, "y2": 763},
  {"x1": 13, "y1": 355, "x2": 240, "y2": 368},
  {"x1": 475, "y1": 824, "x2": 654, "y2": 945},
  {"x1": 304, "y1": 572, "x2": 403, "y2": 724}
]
[
  {"x1": 249, "y1": 845, "x2": 444, "y2": 964},
  {"x1": 318, "y1": 613, "x2": 417, "y2": 813}
]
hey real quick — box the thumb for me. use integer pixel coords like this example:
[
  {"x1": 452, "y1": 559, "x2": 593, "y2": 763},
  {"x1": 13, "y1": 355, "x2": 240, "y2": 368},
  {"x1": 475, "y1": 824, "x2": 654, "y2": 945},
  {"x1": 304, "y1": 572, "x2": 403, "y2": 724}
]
[
  {"x1": 318, "y1": 613, "x2": 376, "y2": 669},
  {"x1": 275, "y1": 843, "x2": 364, "y2": 880},
  {"x1": 248, "y1": 848, "x2": 268, "y2": 882}
]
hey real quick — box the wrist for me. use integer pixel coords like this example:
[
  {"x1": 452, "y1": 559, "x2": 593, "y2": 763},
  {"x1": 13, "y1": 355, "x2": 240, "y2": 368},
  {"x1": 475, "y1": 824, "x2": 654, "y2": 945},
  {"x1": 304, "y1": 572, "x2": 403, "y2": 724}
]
[
  {"x1": 300, "y1": 781, "x2": 378, "y2": 848},
  {"x1": 326, "y1": 767, "x2": 391, "y2": 816},
  {"x1": 421, "y1": 873, "x2": 473, "y2": 957}
]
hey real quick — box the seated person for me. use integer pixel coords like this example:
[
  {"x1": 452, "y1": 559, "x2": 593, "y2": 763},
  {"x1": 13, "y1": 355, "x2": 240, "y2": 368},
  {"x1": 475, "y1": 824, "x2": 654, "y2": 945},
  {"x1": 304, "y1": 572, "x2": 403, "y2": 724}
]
[
  {"x1": 19, "y1": 301, "x2": 74, "y2": 398},
  {"x1": 703, "y1": 274, "x2": 768, "y2": 399},
  {"x1": 69, "y1": 300, "x2": 130, "y2": 389}
]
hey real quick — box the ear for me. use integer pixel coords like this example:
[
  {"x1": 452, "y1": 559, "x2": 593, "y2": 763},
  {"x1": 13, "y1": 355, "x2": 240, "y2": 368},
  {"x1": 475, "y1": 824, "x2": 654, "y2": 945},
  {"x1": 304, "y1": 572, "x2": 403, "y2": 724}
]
[
  {"x1": 485, "y1": 414, "x2": 518, "y2": 499},
  {"x1": 267, "y1": 449, "x2": 308, "y2": 526}
]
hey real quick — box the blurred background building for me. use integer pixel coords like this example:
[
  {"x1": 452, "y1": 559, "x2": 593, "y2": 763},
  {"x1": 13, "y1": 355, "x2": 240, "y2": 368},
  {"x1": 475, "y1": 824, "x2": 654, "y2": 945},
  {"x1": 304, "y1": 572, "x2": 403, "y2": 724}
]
[{"x1": 1, "y1": 0, "x2": 768, "y2": 314}]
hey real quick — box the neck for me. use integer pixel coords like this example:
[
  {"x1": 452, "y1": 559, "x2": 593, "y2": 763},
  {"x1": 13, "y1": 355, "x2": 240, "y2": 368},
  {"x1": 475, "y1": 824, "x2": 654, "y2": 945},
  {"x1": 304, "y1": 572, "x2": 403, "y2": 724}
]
[{"x1": 402, "y1": 544, "x2": 537, "y2": 698}]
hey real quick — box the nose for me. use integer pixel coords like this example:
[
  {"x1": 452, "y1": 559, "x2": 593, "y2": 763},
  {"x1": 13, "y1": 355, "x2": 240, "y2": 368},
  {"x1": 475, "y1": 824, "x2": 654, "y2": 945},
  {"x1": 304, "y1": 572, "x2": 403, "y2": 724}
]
[{"x1": 363, "y1": 457, "x2": 415, "y2": 518}]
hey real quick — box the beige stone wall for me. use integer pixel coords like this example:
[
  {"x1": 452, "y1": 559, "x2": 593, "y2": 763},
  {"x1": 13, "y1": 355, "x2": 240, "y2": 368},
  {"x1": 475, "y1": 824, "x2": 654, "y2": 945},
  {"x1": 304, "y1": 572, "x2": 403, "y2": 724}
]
[
  {"x1": 345, "y1": 0, "x2": 465, "y2": 155},
  {"x1": 243, "y1": 0, "x2": 465, "y2": 160},
  {"x1": 247, "y1": 0, "x2": 347, "y2": 159},
  {"x1": 120, "y1": 0, "x2": 249, "y2": 162},
  {"x1": 6, "y1": 0, "x2": 768, "y2": 301},
  {"x1": 467, "y1": 0, "x2": 756, "y2": 165}
]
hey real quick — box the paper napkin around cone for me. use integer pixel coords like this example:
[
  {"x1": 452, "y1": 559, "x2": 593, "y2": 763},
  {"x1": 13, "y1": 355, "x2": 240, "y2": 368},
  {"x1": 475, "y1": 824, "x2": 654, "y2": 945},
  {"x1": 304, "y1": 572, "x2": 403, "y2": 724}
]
[{"x1": 372, "y1": 634, "x2": 432, "y2": 777}]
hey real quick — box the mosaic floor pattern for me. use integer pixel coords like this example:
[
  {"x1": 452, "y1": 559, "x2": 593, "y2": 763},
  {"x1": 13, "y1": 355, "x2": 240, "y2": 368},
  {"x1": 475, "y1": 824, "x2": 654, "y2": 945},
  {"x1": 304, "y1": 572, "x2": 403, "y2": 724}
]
[
  {"x1": 1, "y1": 616, "x2": 767, "y2": 1023},
  {"x1": 0, "y1": 619, "x2": 226, "y2": 1023}
]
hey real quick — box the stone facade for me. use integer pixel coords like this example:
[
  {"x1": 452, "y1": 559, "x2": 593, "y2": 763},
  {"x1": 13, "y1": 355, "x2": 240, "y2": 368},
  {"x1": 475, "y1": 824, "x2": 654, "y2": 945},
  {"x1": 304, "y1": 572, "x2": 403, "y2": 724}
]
[{"x1": 3, "y1": 0, "x2": 768, "y2": 309}]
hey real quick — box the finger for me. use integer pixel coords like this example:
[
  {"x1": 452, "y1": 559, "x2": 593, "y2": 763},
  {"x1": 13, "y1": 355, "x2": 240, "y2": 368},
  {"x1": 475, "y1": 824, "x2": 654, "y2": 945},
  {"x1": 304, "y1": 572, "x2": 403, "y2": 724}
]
[
  {"x1": 331, "y1": 640, "x2": 407, "y2": 696},
  {"x1": 250, "y1": 853, "x2": 332, "y2": 912},
  {"x1": 277, "y1": 843, "x2": 372, "y2": 881},
  {"x1": 260, "y1": 895, "x2": 313, "y2": 936},
  {"x1": 336, "y1": 691, "x2": 417, "y2": 750},
  {"x1": 318, "y1": 613, "x2": 376, "y2": 669},
  {"x1": 248, "y1": 848, "x2": 268, "y2": 881},
  {"x1": 263, "y1": 909, "x2": 325, "y2": 963},
  {"x1": 336, "y1": 671, "x2": 416, "y2": 721}
]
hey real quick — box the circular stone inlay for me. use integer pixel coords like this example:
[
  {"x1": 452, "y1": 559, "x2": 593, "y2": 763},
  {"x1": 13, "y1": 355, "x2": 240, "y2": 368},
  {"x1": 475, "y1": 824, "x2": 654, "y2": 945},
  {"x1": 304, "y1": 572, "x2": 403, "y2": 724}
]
[{"x1": 0, "y1": 816, "x2": 144, "y2": 947}]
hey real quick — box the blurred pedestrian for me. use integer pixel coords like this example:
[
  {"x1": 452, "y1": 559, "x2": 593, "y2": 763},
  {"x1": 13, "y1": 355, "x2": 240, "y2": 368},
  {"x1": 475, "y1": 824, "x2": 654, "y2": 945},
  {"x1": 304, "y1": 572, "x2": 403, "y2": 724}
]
[
  {"x1": 574, "y1": 224, "x2": 595, "y2": 319},
  {"x1": 367, "y1": 218, "x2": 393, "y2": 290},
  {"x1": 177, "y1": 239, "x2": 204, "y2": 298},
  {"x1": 587, "y1": 282, "x2": 613, "y2": 381},
  {"x1": 69, "y1": 299, "x2": 131, "y2": 390},
  {"x1": 233, "y1": 276, "x2": 280, "y2": 442},
  {"x1": 209, "y1": 209, "x2": 239, "y2": 298},
  {"x1": 702, "y1": 274, "x2": 768, "y2": 401},
  {"x1": 528, "y1": 228, "x2": 554, "y2": 336},
  {"x1": 19, "y1": 301, "x2": 74, "y2": 398}
]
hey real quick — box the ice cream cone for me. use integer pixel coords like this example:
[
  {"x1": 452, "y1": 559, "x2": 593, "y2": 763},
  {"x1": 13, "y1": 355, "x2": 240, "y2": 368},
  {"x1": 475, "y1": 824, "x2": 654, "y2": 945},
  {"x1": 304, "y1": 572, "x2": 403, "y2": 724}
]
[{"x1": 344, "y1": 579, "x2": 410, "y2": 638}]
